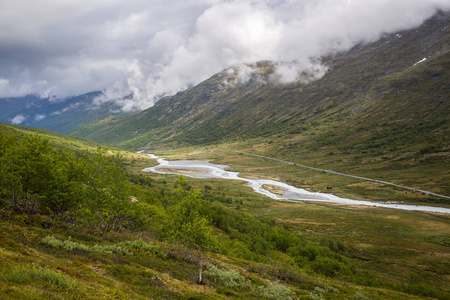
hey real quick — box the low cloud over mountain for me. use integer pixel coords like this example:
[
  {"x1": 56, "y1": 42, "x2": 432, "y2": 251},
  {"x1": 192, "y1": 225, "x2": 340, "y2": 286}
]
[{"x1": 1, "y1": 0, "x2": 449, "y2": 112}]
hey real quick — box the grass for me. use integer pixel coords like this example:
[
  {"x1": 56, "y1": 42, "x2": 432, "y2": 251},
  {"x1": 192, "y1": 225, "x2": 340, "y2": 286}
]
[
  {"x1": 133, "y1": 148, "x2": 450, "y2": 298},
  {"x1": 1, "y1": 150, "x2": 449, "y2": 299},
  {"x1": 250, "y1": 201, "x2": 450, "y2": 295},
  {"x1": 158, "y1": 147, "x2": 450, "y2": 206},
  {"x1": 1, "y1": 130, "x2": 448, "y2": 299}
]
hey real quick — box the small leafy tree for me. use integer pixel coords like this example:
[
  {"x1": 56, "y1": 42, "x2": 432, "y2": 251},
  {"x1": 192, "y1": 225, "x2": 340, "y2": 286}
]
[{"x1": 167, "y1": 184, "x2": 217, "y2": 284}]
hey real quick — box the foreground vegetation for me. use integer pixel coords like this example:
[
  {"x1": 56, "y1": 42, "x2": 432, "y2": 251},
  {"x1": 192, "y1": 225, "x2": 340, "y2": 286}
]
[{"x1": 1, "y1": 128, "x2": 449, "y2": 299}]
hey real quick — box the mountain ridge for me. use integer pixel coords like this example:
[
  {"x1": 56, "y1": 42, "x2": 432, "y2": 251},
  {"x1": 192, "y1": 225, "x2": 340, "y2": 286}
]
[{"x1": 0, "y1": 91, "x2": 131, "y2": 134}]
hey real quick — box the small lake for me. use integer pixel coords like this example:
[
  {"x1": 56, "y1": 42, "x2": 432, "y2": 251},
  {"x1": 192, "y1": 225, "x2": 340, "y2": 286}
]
[{"x1": 142, "y1": 153, "x2": 450, "y2": 214}]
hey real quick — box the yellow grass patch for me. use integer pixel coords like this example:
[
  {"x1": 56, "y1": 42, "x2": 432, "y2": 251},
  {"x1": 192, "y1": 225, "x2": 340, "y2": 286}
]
[
  {"x1": 240, "y1": 173, "x2": 280, "y2": 181},
  {"x1": 356, "y1": 243, "x2": 374, "y2": 249},
  {"x1": 311, "y1": 202, "x2": 379, "y2": 211},
  {"x1": 406, "y1": 219, "x2": 450, "y2": 232},
  {"x1": 276, "y1": 218, "x2": 336, "y2": 226},
  {"x1": 157, "y1": 168, "x2": 204, "y2": 175},
  {"x1": 262, "y1": 184, "x2": 284, "y2": 195}
]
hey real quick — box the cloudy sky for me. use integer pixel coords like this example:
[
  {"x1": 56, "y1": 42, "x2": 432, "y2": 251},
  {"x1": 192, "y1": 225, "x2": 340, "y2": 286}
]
[{"x1": 1, "y1": 0, "x2": 449, "y2": 112}]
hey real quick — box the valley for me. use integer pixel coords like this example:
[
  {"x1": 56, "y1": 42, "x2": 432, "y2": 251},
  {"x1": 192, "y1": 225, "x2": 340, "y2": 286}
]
[
  {"x1": 0, "y1": 9, "x2": 449, "y2": 300},
  {"x1": 1, "y1": 122, "x2": 449, "y2": 299}
]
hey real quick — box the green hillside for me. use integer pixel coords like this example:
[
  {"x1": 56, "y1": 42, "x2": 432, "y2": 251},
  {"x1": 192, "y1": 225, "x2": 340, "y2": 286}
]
[
  {"x1": 1, "y1": 127, "x2": 449, "y2": 299},
  {"x1": 70, "y1": 12, "x2": 450, "y2": 197},
  {"x1": 0, "y1": 122, "x2": 108, "y2": 153}
]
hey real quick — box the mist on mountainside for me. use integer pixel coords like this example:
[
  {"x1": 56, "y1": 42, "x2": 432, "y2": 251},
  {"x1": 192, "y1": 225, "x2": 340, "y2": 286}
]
[{"x1": 1, "y1": 0, "x2": 449, "y2": 113}]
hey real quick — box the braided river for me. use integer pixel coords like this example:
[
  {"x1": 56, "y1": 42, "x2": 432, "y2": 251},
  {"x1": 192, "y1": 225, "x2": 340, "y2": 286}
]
[{"x1": 142, "y1": 153, "x2": 450, "y2": 214}]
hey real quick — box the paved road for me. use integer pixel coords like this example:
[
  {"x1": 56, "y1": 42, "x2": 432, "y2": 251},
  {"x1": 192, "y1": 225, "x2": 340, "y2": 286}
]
[{"x1": 219, "y1": 149, "x2": 450, "y2": 200}]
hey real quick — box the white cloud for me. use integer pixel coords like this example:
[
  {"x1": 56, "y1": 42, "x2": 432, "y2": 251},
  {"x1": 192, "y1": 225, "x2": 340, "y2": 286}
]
[
  {"x1": 270, "y1": 60, "x2": 329, "y2": 84},
  {"x1": 10, "y1": 114, "x2": 26, "y2": 125},
  {"x1": 34, "y1": 114, "x2": 46, "y2": 121},
  {"x1": 0, "y1": 0, "x2": 449, "y2": 111}
]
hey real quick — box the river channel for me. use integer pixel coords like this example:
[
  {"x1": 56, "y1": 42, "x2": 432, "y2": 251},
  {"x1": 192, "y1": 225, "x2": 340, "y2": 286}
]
[{"x1": 141, "y1": 153, "x2": 450, "y2": 214}]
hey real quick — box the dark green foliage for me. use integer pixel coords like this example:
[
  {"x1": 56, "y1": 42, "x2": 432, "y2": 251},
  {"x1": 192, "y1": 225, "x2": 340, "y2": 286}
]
[
  {"x1": 128, "y1": 173, "x2": 154, "y2": 187},
  {"x1": 0, "y1": 130, "x2": 142, "y2": 232},
  {"x1": 164, "y1": 186, "x2": 218, "y2": 283},
  {"x1": 0, "y1": 131, "x2": 85, "y2": 215}
]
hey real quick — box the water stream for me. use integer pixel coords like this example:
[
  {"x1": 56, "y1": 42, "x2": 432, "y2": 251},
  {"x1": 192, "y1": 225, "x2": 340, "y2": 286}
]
[{"x1": 141, "y1": 153, "x2": 450, "y2": 214}]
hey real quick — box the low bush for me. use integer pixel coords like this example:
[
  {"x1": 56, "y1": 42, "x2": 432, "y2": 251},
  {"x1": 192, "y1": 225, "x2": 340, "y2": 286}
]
[
  {"x1": 42, "y1": 235, "x2": 131, "y2": 255},
  {"x1": 91, "y1": 244, "x2": 131, "y2": 255},
  {"x1": 204, "y1": 264, "x2": 246, "y2": 290},
  {"x1": 120, "y1": 239, "x2": 166, "y2": 258},
  {"x1": 255, "y1": 283, "x2": 293, "y2": 300},
  {"x1": 42, "y1": 235, "x2": 89, "y2": 252},
  {"x1": 1, "y1": 267, "x2": 76, "y2": 291}
]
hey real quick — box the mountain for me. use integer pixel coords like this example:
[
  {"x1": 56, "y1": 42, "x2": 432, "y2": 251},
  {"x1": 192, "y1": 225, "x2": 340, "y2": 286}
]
[
  {"x1": 71, "y1": 11, "x2": 449, "y2": 147},
  {"x1": 0, "y1": 92, "x2": 128, "y2": 134},
  {"x1": 70, "y1": 12, "x2": 450, "y2": 194}
]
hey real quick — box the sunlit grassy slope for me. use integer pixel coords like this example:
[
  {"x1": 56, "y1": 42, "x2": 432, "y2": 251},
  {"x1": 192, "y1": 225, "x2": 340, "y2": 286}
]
[
  {"x1": 0, "y1": 122, "x2": 104, "y2": 153},
  {"x1": 1, "y1": 134, "x2": 449, "y2": 299}
]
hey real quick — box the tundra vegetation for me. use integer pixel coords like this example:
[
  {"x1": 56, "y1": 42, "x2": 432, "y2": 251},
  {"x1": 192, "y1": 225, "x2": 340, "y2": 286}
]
[{"x1": 1, "y1": 127, "x2": 449, "y2": 299}]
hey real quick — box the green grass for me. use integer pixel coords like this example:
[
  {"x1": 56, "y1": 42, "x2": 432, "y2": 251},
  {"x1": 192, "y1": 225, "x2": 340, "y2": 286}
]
[
  {"x1": 1, "y1": 149, "x2": 449, "y2": 299},
  {"x1": 2, "y1": 122, "x2": 449, "y2": 299},
  {"x1": 131, "y1": 149, "x2": 450, "y2": 298}
]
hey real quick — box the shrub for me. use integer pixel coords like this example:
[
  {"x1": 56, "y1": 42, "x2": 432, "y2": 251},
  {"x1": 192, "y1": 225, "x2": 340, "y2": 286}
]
[
  {"x1": 2, "y1": 267, "x2": 30, "y2": 284},
  {"x1": 247, "y1": 261, "x2": 305, "y2": 283},
  {"x1": 351, "y1": 292, "x2": 369, "y2": 300},
  {"x1": 215, "y1": 286, "x2": 239, "y2": 297},
  {"x1": 204, "y1": 264, "x2": 246, "y2": 290},
  {"x1": 255, "y1": 283, "x2": 293, "y2": 300},
  {"x1": 91, "y1": 244, "x2": 131, "y2": 255},
  {"x1": 120, "y1": 239, "x2": 166, "y2": 258},
  {"x1": 42, "y1": 235, "x2": 89, "y2": 252},
  {"x1": 312, "y1": 257, "x2": 353, "y2": 277},
  {"x1": 1, "y1": 267, "x2": 75, "y2": 291},
  {"x1": 42, "y1": 235, "x2": 131, "y2": 255},
  {"x1": 42, "y1": 235, "x2": 64, "y2": 248}
]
